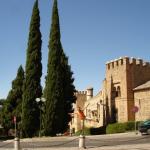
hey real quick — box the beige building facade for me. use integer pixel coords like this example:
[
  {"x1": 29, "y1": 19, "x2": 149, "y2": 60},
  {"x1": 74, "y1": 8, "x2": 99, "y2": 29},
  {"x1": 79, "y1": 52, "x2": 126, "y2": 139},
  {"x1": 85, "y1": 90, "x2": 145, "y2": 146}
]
[
  {"x1": 134, "y1": 81, "x2": 150, "y2": 121},
  {"x1": 71, "y1": 57, "x2": 150, "y2": 132}
]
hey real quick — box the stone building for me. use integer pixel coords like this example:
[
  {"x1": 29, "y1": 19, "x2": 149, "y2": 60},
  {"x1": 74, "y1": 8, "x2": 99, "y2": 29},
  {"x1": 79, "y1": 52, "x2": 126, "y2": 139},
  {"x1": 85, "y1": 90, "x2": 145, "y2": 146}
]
[
  {"x1": 71, "y1": 57, "x2": 150, "y2": 132},
  {"x1": 134, "y1": 81, "x2": 150, "y2": 121}
]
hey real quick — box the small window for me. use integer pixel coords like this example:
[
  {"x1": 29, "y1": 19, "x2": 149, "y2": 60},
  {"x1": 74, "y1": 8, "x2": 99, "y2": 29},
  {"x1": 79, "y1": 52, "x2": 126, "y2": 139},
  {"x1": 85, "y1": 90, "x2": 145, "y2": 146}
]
[
  {"x1": 112, "y1": 62, "x2": 114, "y2": 68},
  {"x1": 116, "y1": 61, "x2": 118, "y2": 66},
  {"x1": 121, "y1": 59, "x2": 123, "y2": 65},
  {"x1": 116, "y1": 86, "x2": 121, "y2": 97}
]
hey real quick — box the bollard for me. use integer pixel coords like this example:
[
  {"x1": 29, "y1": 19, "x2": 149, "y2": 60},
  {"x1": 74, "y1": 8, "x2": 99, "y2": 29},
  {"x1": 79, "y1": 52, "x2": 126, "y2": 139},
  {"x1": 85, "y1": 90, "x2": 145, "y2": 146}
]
[
  {"x1": 14, "y1": 137, "x2": 20, "y2": 150},
  {"x1": 79, "y1": 135, "x2": 86, "y2": 149}
]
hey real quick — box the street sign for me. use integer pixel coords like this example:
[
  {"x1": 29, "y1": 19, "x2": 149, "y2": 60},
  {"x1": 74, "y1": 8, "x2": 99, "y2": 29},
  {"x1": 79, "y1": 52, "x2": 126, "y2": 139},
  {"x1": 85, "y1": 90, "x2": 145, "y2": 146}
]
[{"x1": 132, "y1": 106, "x2": 139, "y2": 113}]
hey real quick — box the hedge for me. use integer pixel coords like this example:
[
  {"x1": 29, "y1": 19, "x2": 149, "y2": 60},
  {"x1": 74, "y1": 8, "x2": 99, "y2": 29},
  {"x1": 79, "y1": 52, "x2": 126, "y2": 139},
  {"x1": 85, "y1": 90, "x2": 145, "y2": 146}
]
[
  {"x1": 106, "y1": 121, "x2": 141, "y2": 134},
  {"x1": 75, "y1": 121, "x2": 142, "y2": 135}
]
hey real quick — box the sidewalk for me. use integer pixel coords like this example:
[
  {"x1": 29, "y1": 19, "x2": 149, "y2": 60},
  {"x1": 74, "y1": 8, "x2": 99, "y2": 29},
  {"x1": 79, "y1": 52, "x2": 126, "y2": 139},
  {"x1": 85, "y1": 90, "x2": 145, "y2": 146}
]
[
  {"x1": 36, "y1": 143, "x2": 150, "y2": 150},
  {"x1": 3, "y1": 132, "x2": 141, "y2": 142},
  {"x1": 1, "y1": 132, "x2": 149, "y2": 150},
  {"x1": 0, "y1": 143, "x2": 149, "y2": 150}
]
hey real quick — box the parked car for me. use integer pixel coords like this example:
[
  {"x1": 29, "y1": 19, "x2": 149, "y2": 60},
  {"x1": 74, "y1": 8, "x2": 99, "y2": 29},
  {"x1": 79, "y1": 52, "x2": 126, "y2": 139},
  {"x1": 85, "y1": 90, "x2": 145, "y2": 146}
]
[{"x1": 138, "y1": 120, "x2": 150, "y2": 135}]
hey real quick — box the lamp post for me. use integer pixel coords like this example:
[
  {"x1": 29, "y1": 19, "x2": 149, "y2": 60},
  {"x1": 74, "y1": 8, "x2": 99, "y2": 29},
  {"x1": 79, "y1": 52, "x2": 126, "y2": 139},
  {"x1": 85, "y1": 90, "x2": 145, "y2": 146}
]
[{"x1": 35, "y1": 97, "x2": 46, "y2": 137}]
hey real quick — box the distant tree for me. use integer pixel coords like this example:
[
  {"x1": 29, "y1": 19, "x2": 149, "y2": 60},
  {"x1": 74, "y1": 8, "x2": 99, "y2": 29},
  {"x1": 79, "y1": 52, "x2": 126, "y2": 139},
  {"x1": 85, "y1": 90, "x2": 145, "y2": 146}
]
[
  {"x1": 1, "y1": 101, "x2": 13, "y2": 135},
  {"x1": 44, "y1": 0, "x2": 76, "y2": 136},
  {"x1": 0, "y1": 99, "x2": 5, "y2": 110},
  {"x1": 1, "y1": 65, "x2": 24, "y2": 135},
  {"x1": 22, "y1": 0, "x2": 42, "y2": 138},
  {"x1": 0, "y1": 99, "x2": 5, "y2": 105}
]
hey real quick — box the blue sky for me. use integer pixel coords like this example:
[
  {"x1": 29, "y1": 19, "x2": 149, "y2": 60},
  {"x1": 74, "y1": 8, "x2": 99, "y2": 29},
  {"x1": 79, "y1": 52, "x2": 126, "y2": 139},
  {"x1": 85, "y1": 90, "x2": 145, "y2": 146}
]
[{"x1": 0, "y1": 0, "x2": 150, "y2": 98}]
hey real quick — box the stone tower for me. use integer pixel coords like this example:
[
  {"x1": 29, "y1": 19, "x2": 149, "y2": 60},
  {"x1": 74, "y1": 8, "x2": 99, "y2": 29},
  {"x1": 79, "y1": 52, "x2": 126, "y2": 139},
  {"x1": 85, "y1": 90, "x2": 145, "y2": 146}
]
[
  {"x1": 105, "y1": 57, "x2": 150, "y2": 123},
  {"x1": 86, "y1": 87, "x2": 93, "y2": 100},
  {"x1": 72, "y1": 91, "x2": 87, "y2": 131}
]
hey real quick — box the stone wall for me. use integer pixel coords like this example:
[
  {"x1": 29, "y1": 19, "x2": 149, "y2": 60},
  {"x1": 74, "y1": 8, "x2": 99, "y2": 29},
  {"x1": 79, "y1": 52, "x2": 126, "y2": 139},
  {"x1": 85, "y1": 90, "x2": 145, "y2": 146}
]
[{"x1": 134, "y1": 89, "x2": 150, "y2": 121}]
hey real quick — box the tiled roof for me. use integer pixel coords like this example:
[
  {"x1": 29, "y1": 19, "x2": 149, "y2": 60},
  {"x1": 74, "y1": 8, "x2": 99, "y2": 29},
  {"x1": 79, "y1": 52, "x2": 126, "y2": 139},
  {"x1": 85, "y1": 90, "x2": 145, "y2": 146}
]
[{"x1": 134, "y1": 80, "x2": 150, "y2": 91}]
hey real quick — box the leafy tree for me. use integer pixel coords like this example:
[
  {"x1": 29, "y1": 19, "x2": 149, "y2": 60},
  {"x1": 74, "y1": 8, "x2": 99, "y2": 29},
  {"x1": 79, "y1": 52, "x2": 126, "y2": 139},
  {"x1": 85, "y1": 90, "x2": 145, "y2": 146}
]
[
  {"x1": 44, "y1": 0, "x2": 76, "y2": 136},
  {"x1": 22, "y1": 0, "x2": 42, "y2": 138},
  {"x1": 1, "y1": 65, "x2": 24, "y2": 135}
]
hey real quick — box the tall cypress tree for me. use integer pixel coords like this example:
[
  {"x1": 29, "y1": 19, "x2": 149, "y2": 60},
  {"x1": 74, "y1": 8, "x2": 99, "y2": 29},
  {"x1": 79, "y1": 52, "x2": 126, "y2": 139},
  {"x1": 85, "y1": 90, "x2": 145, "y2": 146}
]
[
  {"x1": 44, "y1": 0, "x2": 76, "y2": 136},
  {"x1": 22, "y1": 0, "x2": 42, "y2": 137},
  {"x1": 10, "y1": 66, "x2": 25, "y2": 127},
  {"x1": 61, "y1": 54, "x2": 76, "y2": 132},
  {"x1": 1, "y1": 65, "x2": 24, "y2": 134}
]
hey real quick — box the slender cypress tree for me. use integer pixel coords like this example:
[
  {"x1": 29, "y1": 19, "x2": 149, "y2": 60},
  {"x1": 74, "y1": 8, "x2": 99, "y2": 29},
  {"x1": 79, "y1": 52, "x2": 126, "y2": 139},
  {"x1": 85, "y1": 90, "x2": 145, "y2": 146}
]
[
  {"x1": 61, "y1": 54, "x2": 76, "y2": 132},
  {"x1": 10, "y1": 66, "x2": 25, "y2": 125},
  {"x1": 22, "y1": 0, "x2": 42, "y2": 137},
  {"x1": 44, "y1": 0, "x2": 76, "y2": 136},
  {"x1": 1, "y1": 65, "x2": 24, "y2": 134}
]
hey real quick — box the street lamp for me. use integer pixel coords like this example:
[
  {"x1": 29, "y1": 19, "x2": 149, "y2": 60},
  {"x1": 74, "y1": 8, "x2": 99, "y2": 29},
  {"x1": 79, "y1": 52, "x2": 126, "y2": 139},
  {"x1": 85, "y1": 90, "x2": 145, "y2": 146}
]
[{"x1": 35, "y1": 97, "x2": 46, "y2": 137}]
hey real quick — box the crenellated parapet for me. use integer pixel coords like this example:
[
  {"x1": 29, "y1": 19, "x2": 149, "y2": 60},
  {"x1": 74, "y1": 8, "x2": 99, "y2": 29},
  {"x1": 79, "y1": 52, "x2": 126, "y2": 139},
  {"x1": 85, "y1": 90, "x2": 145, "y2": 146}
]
[
  {"x1": 75, "y1": 87, "x2": 94, "y2": 101},
  {"x1": 106, "y1": 56, "x2": 150, "y2": 70},
  {"x1": 74, "y1": 90, "x2": 87, "y2": 96}
]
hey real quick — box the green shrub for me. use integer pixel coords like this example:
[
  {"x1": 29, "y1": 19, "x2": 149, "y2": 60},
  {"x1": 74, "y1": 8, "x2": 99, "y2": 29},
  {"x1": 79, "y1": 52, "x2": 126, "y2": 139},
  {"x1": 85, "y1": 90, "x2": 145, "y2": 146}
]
[
  {"x1": 125, "y1": 121, "x2": 135, "y2": 131},
  {"x1": 106, "y1": 123, "x2": 126, "y2": 134},
  {"x1": 106, "y1": 121, "x2": 142, "y2": 134}
]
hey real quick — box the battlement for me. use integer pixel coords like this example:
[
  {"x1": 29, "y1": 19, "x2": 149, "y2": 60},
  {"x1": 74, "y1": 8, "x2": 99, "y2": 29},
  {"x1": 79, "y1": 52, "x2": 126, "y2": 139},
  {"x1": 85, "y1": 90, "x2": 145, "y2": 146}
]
[
  {"x1": 106, "y1": 57, "x2": 150, "y2": 70},
  {"x1": 75, "y1": 90, "x2": 87, "y2": 96}
]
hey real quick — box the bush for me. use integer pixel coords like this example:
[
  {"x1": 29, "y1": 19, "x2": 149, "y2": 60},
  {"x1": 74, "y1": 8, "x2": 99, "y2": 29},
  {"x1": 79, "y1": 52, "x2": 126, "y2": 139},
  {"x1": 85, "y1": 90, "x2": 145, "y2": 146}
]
[
  {"x1": 106, "y1": 121, "x2": 142, "y2": 134},
  {"x1": 106, "y1": 123, "x2": 126, "y2": 134},
  {"x1": 125, "y1": 121, "x2": 135, "y2": 131}
]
